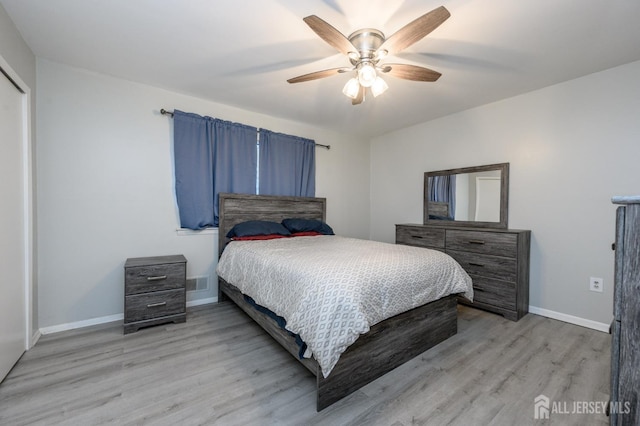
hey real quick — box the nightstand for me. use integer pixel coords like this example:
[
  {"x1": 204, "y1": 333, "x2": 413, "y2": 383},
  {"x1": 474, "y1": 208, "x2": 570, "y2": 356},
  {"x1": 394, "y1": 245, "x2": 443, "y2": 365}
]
[{"x1": 124, "y1": 254, "x2": 187, "y2": 334}]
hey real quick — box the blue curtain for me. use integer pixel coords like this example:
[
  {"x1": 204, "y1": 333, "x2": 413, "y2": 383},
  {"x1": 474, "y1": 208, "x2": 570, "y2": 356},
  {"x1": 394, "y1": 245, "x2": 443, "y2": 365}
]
[
  {"x1": 429, "y1": 175, "x2": 456, "y2": 219},
  {"x1": 259, "y1": 129, "x2": 315, "y2": 197},
  {"x1": 173, "y1": 110, "x2": 257, "y2": 229}
]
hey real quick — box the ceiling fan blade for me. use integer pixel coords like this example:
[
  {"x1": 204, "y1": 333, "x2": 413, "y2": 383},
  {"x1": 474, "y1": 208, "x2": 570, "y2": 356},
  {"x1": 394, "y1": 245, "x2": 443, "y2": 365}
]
[
  {"x1": 287, "y1": 68, "x2": 345, "y2": 84},
  {"x1": 382, "y1": 64, "x2": 441, "y2": 81},
  {"x1": 352, "y1": 85, "x2": 365, "y2": 105},
  {"x1": 303, "y1": 15, "x2": 357, "y2": 55},
  {"x1": 378, "y1": 6, "x2": 450, "y2": 56}
]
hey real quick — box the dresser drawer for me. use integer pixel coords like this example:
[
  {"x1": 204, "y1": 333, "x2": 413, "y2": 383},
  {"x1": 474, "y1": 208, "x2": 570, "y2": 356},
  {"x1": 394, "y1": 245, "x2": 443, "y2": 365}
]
[
  {"x1": 396, "y1": 225, "x2": 445, "y2": 249},
  {"x1": 470, "y1": 276, "x2": 516, "y2": 311},
  {"x1": 446, "y1": 230, "x2": 518, "y2": 258},
  {"x1": 125, "y1": 262, "x2": 186, "y2": 295},
  {"x1": 447, "y1": 250, "x2": 517, "y2": 282},
  {"x1": 125, "y1": 289, "x2": 185, "y2": 322}
]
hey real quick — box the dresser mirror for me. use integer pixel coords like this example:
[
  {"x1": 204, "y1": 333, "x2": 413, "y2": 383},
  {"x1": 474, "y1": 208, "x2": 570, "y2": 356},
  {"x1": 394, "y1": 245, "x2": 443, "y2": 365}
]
[{"x1": 424, "y1": 162, "x2": 509, "y2": 229}]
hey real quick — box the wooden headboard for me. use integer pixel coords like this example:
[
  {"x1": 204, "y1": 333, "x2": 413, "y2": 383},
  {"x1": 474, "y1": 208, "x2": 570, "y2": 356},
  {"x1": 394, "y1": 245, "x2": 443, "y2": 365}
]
[
  {"x1": 217, "y1": 193, "x2": 326, "y2": 257},
  {"x1": 429, "y1": 201, "x2": 450, "y2": 218}
]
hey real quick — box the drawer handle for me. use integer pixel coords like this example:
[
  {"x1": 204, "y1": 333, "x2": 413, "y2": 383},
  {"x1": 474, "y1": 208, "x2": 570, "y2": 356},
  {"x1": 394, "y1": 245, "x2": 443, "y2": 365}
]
[
  {"x1": 468, "y1": 240, "x2": 485, "y2": 245},
  {"x1": 147, "y1": 275, "x2": 167, "y2": 281},
  {"x1": 411, "y1": 235, "x2": 424, "y2": 239},
  {"x1": 147, "y1": 302, "x2": 167, "y2": 308},
  {"x1": 469, "y1": 262, "x2": 485, "y2": 267}
]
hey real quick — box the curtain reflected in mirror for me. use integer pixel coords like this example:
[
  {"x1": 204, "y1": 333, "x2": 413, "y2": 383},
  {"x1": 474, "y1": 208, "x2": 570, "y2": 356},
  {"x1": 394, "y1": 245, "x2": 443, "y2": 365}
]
[{"x1": 428, "y1": 175, "x2": 456, "y2": 220}]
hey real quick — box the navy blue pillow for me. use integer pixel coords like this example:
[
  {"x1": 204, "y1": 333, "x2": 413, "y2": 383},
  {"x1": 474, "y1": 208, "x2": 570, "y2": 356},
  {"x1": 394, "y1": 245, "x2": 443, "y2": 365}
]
[
  {"x1": 281, "y1": 218, "x2": 334, "y2": 235},
  {"x1": 226, "y1": 220, "x2": 291, "y2": 238}
]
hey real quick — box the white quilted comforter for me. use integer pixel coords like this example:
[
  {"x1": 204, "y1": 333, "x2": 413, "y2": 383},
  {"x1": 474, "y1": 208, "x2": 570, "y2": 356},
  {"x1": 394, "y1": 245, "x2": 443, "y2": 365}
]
[{"x1": 216, "y1": 235, "x2": 472, "y2": 377}]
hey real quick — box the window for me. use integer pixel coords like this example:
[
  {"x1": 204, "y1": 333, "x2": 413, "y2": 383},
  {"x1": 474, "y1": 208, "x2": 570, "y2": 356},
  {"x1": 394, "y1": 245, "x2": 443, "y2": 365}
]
[{"x1": 173, "y1": 110, "x2": 315, "y2": 229}]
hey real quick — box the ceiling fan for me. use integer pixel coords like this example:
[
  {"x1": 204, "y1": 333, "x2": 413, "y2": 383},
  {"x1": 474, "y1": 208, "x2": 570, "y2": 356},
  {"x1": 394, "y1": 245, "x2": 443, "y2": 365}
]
[{"x1": 287, "y1": 6, "x2": 450, "y2": 105}]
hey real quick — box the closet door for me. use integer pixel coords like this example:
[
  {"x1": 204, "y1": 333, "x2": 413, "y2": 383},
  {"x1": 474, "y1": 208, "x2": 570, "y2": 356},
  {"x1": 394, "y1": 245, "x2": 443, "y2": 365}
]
[{"x1": 0, "y1": 68, "x2": 27, "y2": 382}]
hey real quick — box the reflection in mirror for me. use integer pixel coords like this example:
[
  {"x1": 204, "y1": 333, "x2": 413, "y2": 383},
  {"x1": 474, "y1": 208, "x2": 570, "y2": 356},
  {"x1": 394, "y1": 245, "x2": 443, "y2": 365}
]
[{"x1": 424, "y1": 163, "x2": 509, "y2": 229}]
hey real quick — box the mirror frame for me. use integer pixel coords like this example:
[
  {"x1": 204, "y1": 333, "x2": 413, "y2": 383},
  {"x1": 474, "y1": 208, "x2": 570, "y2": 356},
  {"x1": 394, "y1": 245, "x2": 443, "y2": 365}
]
[{"x1": 424, "y1": 162, "x2": 509, "y2": 229}]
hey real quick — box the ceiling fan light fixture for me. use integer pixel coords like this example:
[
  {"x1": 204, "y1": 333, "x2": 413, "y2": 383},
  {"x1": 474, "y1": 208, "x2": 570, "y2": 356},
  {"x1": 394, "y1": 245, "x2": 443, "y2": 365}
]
[
  {"x1": 357, "y1": 63, "x2": 377, "y2": 87},
  {"x1": 375, "y1": 49, "x2": 388, "y2": 61},
  {"x1": 342, "y1": 77, "x2": 360, "y2": 99},
  {"x1": 371, "y1": 77, "x2": 389, "y2": 97}
]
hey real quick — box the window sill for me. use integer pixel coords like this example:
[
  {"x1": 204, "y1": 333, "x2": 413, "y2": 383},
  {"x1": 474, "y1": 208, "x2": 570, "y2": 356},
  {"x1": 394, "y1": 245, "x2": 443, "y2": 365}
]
[{"x1": 176, "y1": 227, "x2": 218, "y2": 236}]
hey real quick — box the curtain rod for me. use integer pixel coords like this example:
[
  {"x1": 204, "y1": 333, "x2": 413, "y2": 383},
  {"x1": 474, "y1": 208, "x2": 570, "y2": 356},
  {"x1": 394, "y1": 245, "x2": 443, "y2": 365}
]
[{"x1": 160, "y1": 108, "x2": 330, "y2": 150}]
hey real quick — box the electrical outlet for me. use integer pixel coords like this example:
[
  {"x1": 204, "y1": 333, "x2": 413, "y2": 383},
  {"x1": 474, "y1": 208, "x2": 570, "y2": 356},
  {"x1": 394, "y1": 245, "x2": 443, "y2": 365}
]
[{"x1": 590, "y1": 277, "x2": 604, "y2": 293}]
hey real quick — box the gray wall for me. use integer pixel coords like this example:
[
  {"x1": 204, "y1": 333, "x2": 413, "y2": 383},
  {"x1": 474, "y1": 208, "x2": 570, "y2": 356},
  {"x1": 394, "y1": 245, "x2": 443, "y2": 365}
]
[
  {"x1": 35, "y1": 59, "x2": 371, "y2": 329},
  {"x1": 0, "y1": 3, "x2": 38, "y2": 336},
  {"x1": 370, "y1": 60, "x2": 640, "y2": 327}
]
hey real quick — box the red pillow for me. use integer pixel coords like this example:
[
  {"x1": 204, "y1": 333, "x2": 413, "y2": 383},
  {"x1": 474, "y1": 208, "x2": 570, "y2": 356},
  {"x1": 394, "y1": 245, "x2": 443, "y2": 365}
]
[
  {"x1": 231, "y1": 234, "x2": 290, "y2": 241},
  {"x1": 291, "y1": 231, "x2": 322, "y2": 237}
]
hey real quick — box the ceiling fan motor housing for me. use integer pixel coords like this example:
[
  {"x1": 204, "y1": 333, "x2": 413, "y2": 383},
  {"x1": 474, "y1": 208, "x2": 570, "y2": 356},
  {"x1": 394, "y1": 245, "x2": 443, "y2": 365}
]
[{"x1": 348, "y1": 28, "x2": 385, "y2": 63}]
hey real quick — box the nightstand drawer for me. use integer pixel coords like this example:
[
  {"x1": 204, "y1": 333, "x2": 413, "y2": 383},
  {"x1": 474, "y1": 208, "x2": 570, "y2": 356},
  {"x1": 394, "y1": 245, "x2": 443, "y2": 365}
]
[
  {"x1": 447, "y1": 250, "x2": 517, "y2": 282},
  {"x1": 396, "y1": 225, "x2": 445, "y2": 249},
  {"x1": 125, "y1": 262, "x2": 186, "y2": 295},
  {"x1": 446, "y1": 230, "x2": 517, "y2": 258},
  {"x1": 470, "y1": 276, "x2": 516, "y2": 311},
  {"x1": 125, "y1": 289, "x2": 186, "y2": 322}
]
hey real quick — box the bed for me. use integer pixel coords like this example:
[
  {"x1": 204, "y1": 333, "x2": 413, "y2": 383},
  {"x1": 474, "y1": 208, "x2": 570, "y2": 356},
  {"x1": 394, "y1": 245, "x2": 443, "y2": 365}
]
[{"x1": 216, "y1": 193, "x2": 471, "y2": 411}]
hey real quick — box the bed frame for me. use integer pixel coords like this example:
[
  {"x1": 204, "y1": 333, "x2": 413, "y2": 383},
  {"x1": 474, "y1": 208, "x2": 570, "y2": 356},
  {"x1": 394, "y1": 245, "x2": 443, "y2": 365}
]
[{"x1": 217, "y1": 193, "x2": 459, "y2": 411}]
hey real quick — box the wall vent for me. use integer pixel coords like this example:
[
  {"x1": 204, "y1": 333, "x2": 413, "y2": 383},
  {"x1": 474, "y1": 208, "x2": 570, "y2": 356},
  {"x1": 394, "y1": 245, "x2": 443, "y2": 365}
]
[{"x1": 186, "y1": 276, "x2": 209, "y2": 292}]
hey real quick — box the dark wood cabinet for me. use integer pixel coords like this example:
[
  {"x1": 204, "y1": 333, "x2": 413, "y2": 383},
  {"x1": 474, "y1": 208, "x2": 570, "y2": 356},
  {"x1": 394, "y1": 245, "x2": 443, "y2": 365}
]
[
  {"x1": 610, "y1": 197, "x2": 640, "y2": 425},
  {"x1": 396, "y1": 224, "x2": 530, "y2": 321},
  {"x1": 124, "y1": 255, "x2": 187, "y2": 334}
]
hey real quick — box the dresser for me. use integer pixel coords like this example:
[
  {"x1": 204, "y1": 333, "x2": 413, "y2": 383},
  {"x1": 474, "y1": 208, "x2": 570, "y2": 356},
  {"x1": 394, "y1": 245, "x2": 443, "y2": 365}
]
[
  {"x1": 396, "y1": 224, "x2": 530, "y2": 321},
  {"x1": 124, "y1": 254, "x2": 187, "y2": 334},
  {"x1": 610, "y1": 197, "x2": 640, "y2": 425}
]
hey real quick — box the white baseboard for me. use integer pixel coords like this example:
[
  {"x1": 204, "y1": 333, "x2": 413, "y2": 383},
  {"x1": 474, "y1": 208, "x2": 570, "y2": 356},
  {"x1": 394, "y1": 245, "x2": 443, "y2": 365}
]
[
  {"x1": 40, "y1": 313, "x2": 125, "y2": 335},
  {"x1": 528, "y1": 306, "x2": 610, "y2": 333},
  {"x1": 38, "y1": 298, "x2": 219, "y2": 336},
  {"x1": 29, "y1": 329, "x2": 42, "y2": 349},
  {"x1": 36, "y1": 300, "x2": 608, "y2": 339}
]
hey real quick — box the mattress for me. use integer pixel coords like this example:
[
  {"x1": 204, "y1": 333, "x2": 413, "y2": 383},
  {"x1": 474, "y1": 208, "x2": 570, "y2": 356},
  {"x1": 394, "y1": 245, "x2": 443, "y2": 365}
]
[{"x1": 216, "y1": 235, "x2": 472, "y2": 377}]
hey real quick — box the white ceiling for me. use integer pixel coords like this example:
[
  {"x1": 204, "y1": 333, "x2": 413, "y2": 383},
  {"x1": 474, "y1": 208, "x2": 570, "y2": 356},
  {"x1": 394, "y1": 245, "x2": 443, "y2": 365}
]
[{"x1": 3, "y1": 0, "x2": 640, "y2": 138}]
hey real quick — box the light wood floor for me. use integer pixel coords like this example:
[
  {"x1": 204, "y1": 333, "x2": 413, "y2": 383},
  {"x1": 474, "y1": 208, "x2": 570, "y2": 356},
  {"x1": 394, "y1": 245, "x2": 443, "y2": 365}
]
[{"x1": 0, "y1": 302, "x2": 611, "y2": 426}]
